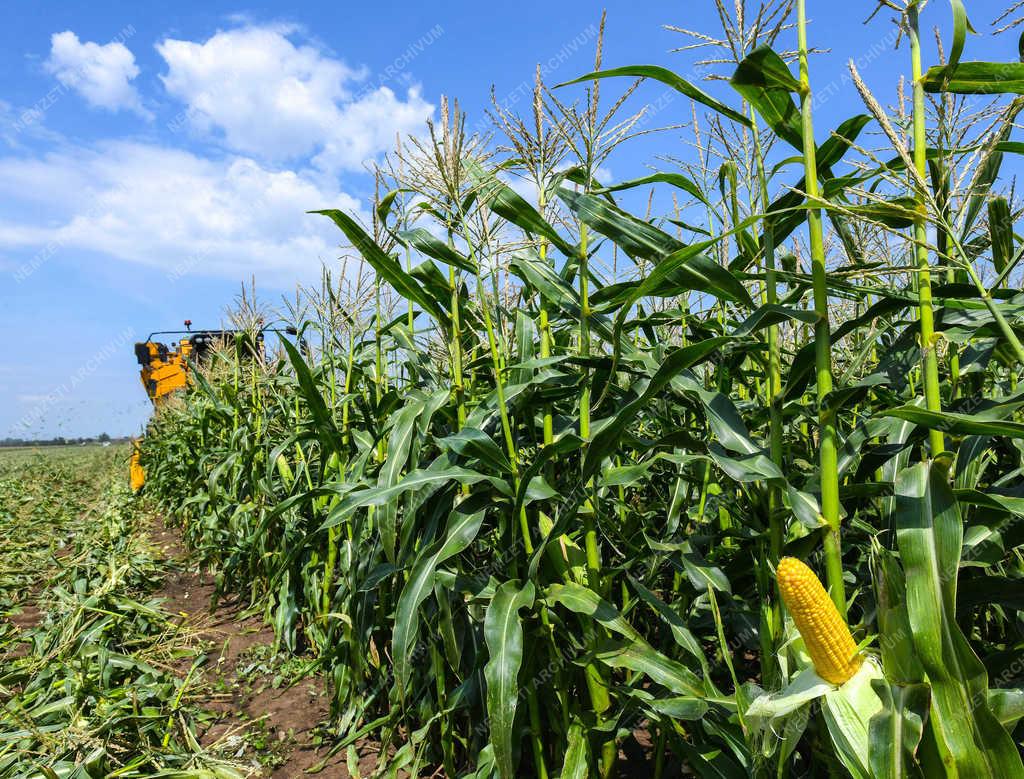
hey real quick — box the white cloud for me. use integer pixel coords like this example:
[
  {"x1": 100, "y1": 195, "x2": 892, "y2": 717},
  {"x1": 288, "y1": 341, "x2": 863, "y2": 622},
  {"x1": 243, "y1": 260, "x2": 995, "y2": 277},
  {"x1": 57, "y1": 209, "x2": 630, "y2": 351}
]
[
  {"x1": 17, "y1": 393, "x2": 50, "y2": 404},
  {"x1": 44, "y1": 31, "x2": 150, "y2": 118},
  {"x1": 157, "y1": 25, "x2": 433, "y2": 172},
  {"x1": 0, "y1": 141, "x2": 364, "y2": 284}
]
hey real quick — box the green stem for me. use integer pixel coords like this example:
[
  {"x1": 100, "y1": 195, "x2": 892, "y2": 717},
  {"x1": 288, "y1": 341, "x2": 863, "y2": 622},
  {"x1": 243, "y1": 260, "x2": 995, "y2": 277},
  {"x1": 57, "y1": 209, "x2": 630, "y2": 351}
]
[
  {"x1": 749, "y1": 113, "x2": 784, "y2": 562},
  {"x1": 448, "y1": 230, "x2": 467, "y2": 431},
  {"x1": 460, "y1": 225, "x2": 531, "y2": 555},
  {"x1": 909, "y1": 3, "x2": 946, "y2": 457},
  {"x1": 374, "y1": 279, "x2": 387, "y2": 464},
  {"x1": 749, "y1": 109, "x2": 784, "y2": 686},
  {"x1": 578, "y1": 217, "x2": 615, "y2": 778},
  {"x1": 798, "y1": 0, "x2": 846, "y2": 614},
  {"x1": 459, "y1": 218, "x2": 548, "y2": 776},
  {"x1": 539, "y1": 185, "x2": 555, "y2": 455}
]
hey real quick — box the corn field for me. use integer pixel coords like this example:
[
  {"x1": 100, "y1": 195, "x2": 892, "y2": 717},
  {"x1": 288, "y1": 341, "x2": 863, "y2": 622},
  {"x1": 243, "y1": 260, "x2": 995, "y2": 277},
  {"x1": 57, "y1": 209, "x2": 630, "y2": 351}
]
[
  {"x1": 123, "y1": 2, "x2": 1024, "y2": 776},
  {"x1": 0, "y1": 446, "x2": 253, "y2": 776}
]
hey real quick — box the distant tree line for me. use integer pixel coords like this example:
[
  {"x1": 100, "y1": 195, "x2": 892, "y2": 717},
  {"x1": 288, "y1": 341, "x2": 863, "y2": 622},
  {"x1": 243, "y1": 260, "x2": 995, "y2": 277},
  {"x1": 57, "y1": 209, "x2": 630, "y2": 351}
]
[{"x1": 0, "y1": 433, "x2": 129, "y2": 448}]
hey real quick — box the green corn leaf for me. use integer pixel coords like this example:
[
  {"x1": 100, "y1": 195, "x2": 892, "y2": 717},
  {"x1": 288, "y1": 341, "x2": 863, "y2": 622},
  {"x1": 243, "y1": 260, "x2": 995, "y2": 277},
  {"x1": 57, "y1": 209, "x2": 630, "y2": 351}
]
[
  {"x1": 543, "y1": 583, "x2": 642, "y2": 642},
  {"x1": 512, "y1": 433, "x2": 585, "y2": 523},
  {"x1": 643, "y1": 694, "x2": 710, "y2": 721},
  {"x1": 987, "y1": 197, "x2": 1013, "y2": 274},
  {"x1": 922, "y1": 61, "x2": 1024, "y2": 94},
  {"x1": 558, "y1": 64, "x2": 751, "y2": 126},
  {"x1": 557, "y1": 186, "x2": 683, "y2": 261},
  {"x1": 560, "y1": 718, "x2": 591, "y2": 779},
  {"x1": 323, "y1": 464, "x2": 511, "y2": 531},
  {"x1": 508, "y1": 250, "x2": 615, "y2": 345},
  {"x1": 605, "y1": 235, "x2": 756, "y2": 310},
  {"x1": 439, "y1": 428, "x2": 513, "y2": 475},
  {"x1": 678, "y1": 540, "x2": 731, "y2": 594},
  {"x1": 842, "y1": 197, "x2": 919, "y2": 229},
  {"x1": 377, "y1": 399, "x2": 430, "y2": 563},
  {"x1": 512, "y1": 311, "x2": 536, "y2": 386},
  {"x1": 676, "y1": 374, "x2": 760, "y2": 455},
  {"x1": 376, "y1": 188, "x2": 402, "y2": 223},
  {"x1": 989, "y1": 688, "x2": 1024, "y2": 729},
  {"x1": 947, "y1": 0, "x2": 976, "y2": 71},
  {"x1": 867, "y1": 680, "x2": 930, "y2": 779},
  {"x1": 766, "y1": 114, "x2": 875, "y2": 243},
  {"x1": 593, "y1": 638, "x2": 706, "y2": 698},
  {"x1": 393, "y1": 508, "x2": 486, "y2": 698},
  {"x1": 595, "y1": 171, "x2": 712, "y2": 208},
  {"x1": 881, "y1": 404, "x2": 1024, "y2": 438},
  {"x1": 467, "y1": 160, "x2": 576, "y2": 256},
  {"x1": 869, "y1": 541, "x2": 924, "y2": 685},
  {"x1": 895, "y1": 460, "x2": 1023, "y2": 777},
  {"x1": 731, "y1": 45, "x2": 804, "y2": 150},
  {"x1": 629, "y1": 577, "x2": 714, "y2": 683},
  {"x1": 312, "y1": 209, "x2": 446, "y2": 323},
  {"x1": 583, "y1": 338, "x2": 732, "y2": 480},
  {"x1": 483, "y1": 580, "x2": 535, "y2": 779},
  {"x1": 734, "y1": 304, "x2": 820, "y2": 336},
  {"x1": 280, "y1": 337, "x2": 344, "y2": 456},
  {"x1": 396, "y1": 228, "x2": 476, "y2": 273}
]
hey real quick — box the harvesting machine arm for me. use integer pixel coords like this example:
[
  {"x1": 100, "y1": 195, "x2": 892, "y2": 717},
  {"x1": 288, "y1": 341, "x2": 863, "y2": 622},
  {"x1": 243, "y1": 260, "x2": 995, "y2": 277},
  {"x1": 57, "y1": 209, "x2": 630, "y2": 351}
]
[{"x1": 134, "y1": 321, "x2": 269, "y2": 405}]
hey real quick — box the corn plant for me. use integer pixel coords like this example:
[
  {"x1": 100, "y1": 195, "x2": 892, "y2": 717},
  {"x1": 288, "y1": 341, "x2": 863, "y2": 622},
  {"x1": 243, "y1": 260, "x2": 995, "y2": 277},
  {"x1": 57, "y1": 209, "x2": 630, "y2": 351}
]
[{"x1": 138, "y1": 3, "x2": 1024, "y2": 776}]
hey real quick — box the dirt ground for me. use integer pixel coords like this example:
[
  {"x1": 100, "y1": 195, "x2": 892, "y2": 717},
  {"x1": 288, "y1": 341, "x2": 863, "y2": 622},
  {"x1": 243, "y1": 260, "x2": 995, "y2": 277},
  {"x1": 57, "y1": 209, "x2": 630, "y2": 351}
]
[{"x1": 147, "y1": 517, "x2": 379, "y2": 777}]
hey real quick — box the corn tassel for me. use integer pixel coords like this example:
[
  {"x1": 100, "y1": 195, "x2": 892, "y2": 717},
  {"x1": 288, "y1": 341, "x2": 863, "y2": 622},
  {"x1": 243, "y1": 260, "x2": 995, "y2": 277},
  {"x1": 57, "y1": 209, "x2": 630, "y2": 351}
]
[{"x1": 777, "y1": 557, "x2": 861, "y2": 685}]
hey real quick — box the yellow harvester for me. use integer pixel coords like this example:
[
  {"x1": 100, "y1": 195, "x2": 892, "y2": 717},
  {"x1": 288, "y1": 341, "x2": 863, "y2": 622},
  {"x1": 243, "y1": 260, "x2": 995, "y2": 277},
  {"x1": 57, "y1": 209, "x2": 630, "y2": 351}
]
[
  {"x1": 135, "y1": 338, "x2": 191, "y2": 403},
  {"x1": 130, "y1": 322, "x2": 265, "y2": 490}
]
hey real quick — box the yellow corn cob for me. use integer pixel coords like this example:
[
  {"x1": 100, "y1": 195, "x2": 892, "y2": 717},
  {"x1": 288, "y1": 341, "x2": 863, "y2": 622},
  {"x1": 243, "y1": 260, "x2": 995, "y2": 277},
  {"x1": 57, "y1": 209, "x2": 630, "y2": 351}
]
[
  {"x1": 129, "y1": 440, "x2": 145, "y2": 492},
  {"x1": 777, "y1": 557, "x2": 862, "y2": 685}
]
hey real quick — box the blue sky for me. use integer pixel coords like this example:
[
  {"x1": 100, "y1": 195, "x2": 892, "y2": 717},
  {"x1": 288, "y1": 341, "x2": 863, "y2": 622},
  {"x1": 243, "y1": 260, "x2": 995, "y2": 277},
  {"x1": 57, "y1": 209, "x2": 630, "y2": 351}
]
[{"x1": 0, "y1": 1, "x2": 1017, "y2": 439}]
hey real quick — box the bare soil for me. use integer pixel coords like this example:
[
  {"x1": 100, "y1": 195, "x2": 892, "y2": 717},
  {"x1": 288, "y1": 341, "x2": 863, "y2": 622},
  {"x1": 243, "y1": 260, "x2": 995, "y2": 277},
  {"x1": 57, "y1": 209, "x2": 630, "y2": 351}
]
[
  {"x1": 5, "y1": 601, "x2": 40, "y2": 660},
  {"x1": 7, "y1": 602, "x2": 41, "y2": 634},
  {"x1": 146, "y1": 516, "x2": 365, "y2": 777}
]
